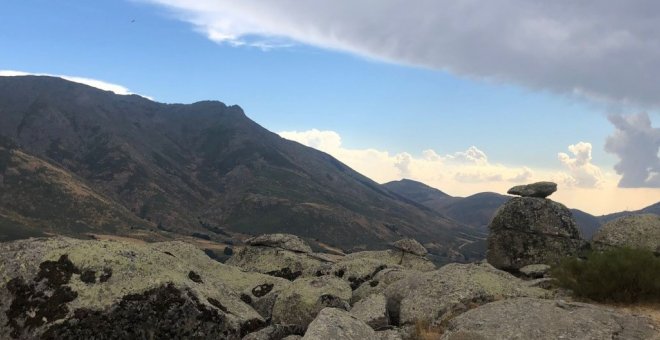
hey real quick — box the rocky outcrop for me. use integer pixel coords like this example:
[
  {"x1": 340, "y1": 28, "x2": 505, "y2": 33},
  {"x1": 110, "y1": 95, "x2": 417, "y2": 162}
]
[
  {"x1": 350, "y1": 293, "x2": 389, "y2": 330},
  {"x1": 227, "y1": 238, "x2": 327, "y2": 281},
  {"x1": 271, "y1": 275, "x2": 352, "y2": 329},
  {"x1": 441, "y1": 298, "x2": 660, "y2": 340},
  {"x1": 352, "y1": 267, "x2": 414, "y2": 304},
  {"x1": 391, "y1": 238, "x2": 428, "y2": 256},
  {"x1": 487, "y1": 196, "x2": 584, "y2": 271},
  {"x1": 316, "y1": 257, "x2": 402, "y2": 291},
  {"x1": 302, "y1": 308, "x2": 378, "y2": 340},
  {"x1": 246, "y1": 234, "x2": 313, "y2": 254},
  {"x1": 593, "y1": 214, "x2": 660, "y2": 253},
  {"x1": 383, "y1": 262, "x2": 548, "y2": 327},
  {"x1": 507, "y1": 181, "x2": 557, "y2": 198},
  {"x1": 0, "y1": 237, "x2": 275, "y2": 339},
  {"x1": 519, "y1": 264, "x2": 551, "y2": 278},
  {"x1": 342, "y1": 249, "x2": 435, "y2": 272}
]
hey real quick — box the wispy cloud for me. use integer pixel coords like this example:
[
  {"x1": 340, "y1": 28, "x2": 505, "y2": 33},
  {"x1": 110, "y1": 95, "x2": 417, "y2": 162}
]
[
  {"x1": 0, "y1": 70, "x2": 151, "y2": 99},
  {"x1": 144, "y1": 0, "x2": 660, "y2": 108}
]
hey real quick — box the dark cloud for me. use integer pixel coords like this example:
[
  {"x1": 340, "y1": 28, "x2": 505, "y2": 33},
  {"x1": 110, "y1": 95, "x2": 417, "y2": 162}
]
[
  {"x1": 148, "y1": 0, "x2": 660, "y2": 107},
  {"x1": 605, "y1": 113, "x2": 660, "y2": 187}
]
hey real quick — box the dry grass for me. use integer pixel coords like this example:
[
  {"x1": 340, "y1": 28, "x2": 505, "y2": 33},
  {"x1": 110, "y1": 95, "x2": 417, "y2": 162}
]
[
  {"x1": 598, "y1": 302, "x2": 660, "y2": 326},
  {"x1": 414, "y1": 321, "x2": 444, "y2": 340}
]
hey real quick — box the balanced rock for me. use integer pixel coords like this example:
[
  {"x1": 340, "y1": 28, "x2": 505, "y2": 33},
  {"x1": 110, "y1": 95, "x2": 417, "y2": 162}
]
[
  {"x1": 245, "y1": 233, "x2": 313, "y2": 254},
  {"x1": 507, "y1": 181, "x2": 557, "y2": 198},
  {"x1": 271, "y1": 275, "x2": 352, "y2": 329},
  {"x1": 391, "y1": 238, "x2": 428, "y2": 256},
  {"x1": 441, "y1": 298, "x2": 659, "y2": 340},
  {"x1": 593, "y1": 214, "x2": 660, "y2": 253},
  {"x1": 302, "y1": 308, "x2": 378, "y2": 340},
  {"x1": 487, "y1": 197, "x2": 584, "y2": 271}
]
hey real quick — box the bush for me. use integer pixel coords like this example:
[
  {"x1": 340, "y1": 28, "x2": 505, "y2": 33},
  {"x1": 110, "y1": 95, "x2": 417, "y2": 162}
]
[{"x1": 551, "y1": 247, "x2": 660, "y2": 303}]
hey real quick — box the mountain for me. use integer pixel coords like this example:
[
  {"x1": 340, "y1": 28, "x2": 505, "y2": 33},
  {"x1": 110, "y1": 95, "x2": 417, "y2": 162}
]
[
  {"x1": 599, "y1": 202, "x2": 660, "y2": 224},
  {"x1": 0, "y1": 76, "x2": 481, "y2": 260},
  {"x1": 383, "y1": 178, "x2": 620, "y2": 239}
]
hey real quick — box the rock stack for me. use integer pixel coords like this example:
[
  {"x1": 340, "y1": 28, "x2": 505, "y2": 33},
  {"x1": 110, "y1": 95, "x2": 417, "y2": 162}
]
[{"x1": 487, "y1": 181, "x2": 585, "y2": 271}]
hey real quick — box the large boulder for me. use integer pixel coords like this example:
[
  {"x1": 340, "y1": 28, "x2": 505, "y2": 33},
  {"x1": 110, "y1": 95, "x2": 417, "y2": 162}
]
[
  {"x1": 441, "y1": 298, "x2": 659, "y2": 340},
  {"x1": 487, "y1": 197, "x2": 584, "y2": 271},
  {"x1": 350, "y1": 293, "x2": 389, "y2": 330},
  {"x1": 317, "y1": 257, "x2": 404, "y2": 291},
  {"x1": 271, "y1": 275, "x2": 352, "y2": 329},
  {"x1": 351, "y1": 268, "x2": 415, "y2": 304},
  {"x1": 227, "y1": 245, "x2": 327, "y2": 281},
  {"x1": 246, "y1": 233, "x2": 313, "y2": 254},
  {"x1": 383, "y1": 262, "x2": 548, "y2": 327},
  {"x1": 593, "y1": 214, "x2": 660, "y2": 253},
  {"x1": 0, "y1": 237, "x2": 272, "y2": 339},
  {"x1": 302, "y1": 308, "x2": 378, "y2": 340},
  {"x1": 342, "y1": 250, "x2": 435, "y2": 272},
  {"x1": 507, "y1": 181, "x2": 557, "y2": 198}
]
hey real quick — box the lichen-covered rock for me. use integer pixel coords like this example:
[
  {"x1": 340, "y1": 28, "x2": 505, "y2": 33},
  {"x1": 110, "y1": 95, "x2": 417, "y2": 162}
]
[
  {"x1": 519, "y1": 264, "x2": 551, "y2": 278},
  {"x1": 487, "y1": 197, "x2": 585, "y2": 271},
  {"x1": 241, "y1": 324, "x2": 305, "y2": 340},
  {"x1": 593, "y1": 214, "x2": 660, "y2": 253},
  {"x1": 383, "y1": 262, "x2": 549, "y2": 327},
  {"x1": 246, "y1": 233, "x2": 313, "y2": 254},
  {"x1": 302, "y1": 308, "x2": 378, "y2": 340},
  {"x1": 350, "y1": 293, "x2": 389, "y2": 330},
  {"x1": 317, "y1": 257, "x2": 400, "y2": 291},
  {"x1": 507, "y1": 181, "x2": 557, "y2": 198},
  {"x1": 342, "y1": 250, "x2": 435, "y2": 272},
  {"x1": 391, "y1": 238, "x2": 428, "y2": 256},
  {"x1": 0, "y1": 237, "x2": 272, "y2": 339},
  {"x1": 352, "y1": 268, "x2": 414, "y2": 304},
  {"x1": 441, "y1": 298, "x2": 659, "y2": 340},
  {"x1": 272, "y1": 275, "x2": 352, "y2": 329},
  {"x1": 227, "y1": 245, "x2": 326, "y2": 281},
  {"x1": 377, "y1": 329, "x2": 404, "y2": 340}
]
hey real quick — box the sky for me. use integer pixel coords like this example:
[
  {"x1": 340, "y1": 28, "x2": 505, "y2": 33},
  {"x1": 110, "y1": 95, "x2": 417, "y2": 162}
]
[{"x1": 1, "y1": 0, "x2": 659, "y2": 215}]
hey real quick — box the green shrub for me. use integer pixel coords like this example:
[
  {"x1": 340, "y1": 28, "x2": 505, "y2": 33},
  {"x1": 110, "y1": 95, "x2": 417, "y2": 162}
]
[{"x1": 551, "y1": 247, "x2": 660, "y2": 303}]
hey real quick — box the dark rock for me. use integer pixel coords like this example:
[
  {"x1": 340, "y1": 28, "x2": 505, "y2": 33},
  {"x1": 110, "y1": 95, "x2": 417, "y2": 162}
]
[
  {"x1": 390, "y1": 238, "x2": 428, "y2": 256},
  {"x1": 188, "y1": 271, "x2": 203, "y2": 283},
  {"x1": 487, "y1": 197, "x2": 584, "y2": 271},
  {"x1": 80, "y1": 270, "x2": 96, "y2": 284},
  {"x1": 507, "y1": 181, "x2": 557, "y2": 198}
]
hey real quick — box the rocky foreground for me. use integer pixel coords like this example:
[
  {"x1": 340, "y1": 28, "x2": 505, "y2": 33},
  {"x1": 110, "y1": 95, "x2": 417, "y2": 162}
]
[{"x1": 0, "y1": 182, "x2": 659, "y2": 339}]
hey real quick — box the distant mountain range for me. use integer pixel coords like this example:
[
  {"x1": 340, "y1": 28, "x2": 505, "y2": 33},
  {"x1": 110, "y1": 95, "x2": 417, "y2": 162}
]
[
  {"x1": 383, "y1": 179, "x2": 659, "y2": 239},
  {"x1": 0, "y1": 76, "x2": 487, "y2": 262}
]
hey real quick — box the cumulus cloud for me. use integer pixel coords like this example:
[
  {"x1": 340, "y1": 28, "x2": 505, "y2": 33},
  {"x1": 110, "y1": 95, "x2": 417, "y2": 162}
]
[
  {"x1": 605, "y1": 113, "x2": 660, "y2": 188},
  {"x1": 145, "y1": 0, "x2": 660, "y2": 107},
  {"x1": 279, "y1": 128, "x2": 534, "y2": 186},
  {"x1": 557, "y1": 142, "x2": 604, "y2": 188},
  {"x1": 0, "y1": 70, "x2": 150, "y2": 98}
]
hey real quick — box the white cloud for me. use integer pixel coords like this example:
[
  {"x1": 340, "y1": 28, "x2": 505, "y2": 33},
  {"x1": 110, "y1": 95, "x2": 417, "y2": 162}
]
[
  {"x1": 145, "y1": 0, "x2": 660, "y2": 108},
  {"x1": 605, "y1": 113, "x2": 660, "y2": 188},
  {"x1": 0, "y1": 70, "x2": 150, "y2": 99},
  {"x1": 557, "y1": 142, "x2": 604, "y2": 188},
  {"x1": 280, "y1": 128, "x2": 658, "y2": 215}
]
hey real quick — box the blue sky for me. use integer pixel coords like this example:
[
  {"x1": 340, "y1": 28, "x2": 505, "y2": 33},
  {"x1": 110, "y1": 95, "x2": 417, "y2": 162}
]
[{"x1": 1, "y1": 0, "x2": 659, "y2": 213}]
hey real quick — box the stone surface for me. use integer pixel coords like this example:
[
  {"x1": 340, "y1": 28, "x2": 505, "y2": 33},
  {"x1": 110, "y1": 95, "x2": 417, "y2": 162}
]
[
  {"x1": 350, "y1": 293, "x2": 389, "y2": 330},
  {"x1": 342, "y1": 250, "x2": 436, "y2": 272},
  {"x1": 242, "y1": 325, "x2": 304, "y2": 340},
  {"x1": 593, "y1": 214, "x2": 660, "y2": 253},
  {"x1": 391, "y1": 238, "x2": 428, "y2": 256},
  {"x1": 227, "y1": 245, "x2": 326, "y2": 281},
  {"x1": 383, "y1": 262, "x2": 548, "y2": 326},
  {"x1": 507, "y1": 181, "x2": 557, "y2": 198},
  {"x1": 245, "y1": 233, "x2": 313, "y2": 254},
  {"x1": 519, "y1": 264, "x2": 551, "y2": 278},
  {"x1": 487, "y1": 197, "x2": 585, "y2": 271},
  {"x1": 317, "y1": 257, "x2": 402, "y2": 291},
  {"x1": 0, "y1": 237, "x2": 273, "y2": 339},
  {"x1": 351, "y1": 268, "x2": 414, "y2": 304},
  {"x1": 441, "y1": 298, "x2": 659, "y2": 340},
  {"x1": 376, "y1": 329, "x2": 404, "y2": 340},
  {"x1": 302, "y1": 308, "x2": 378, "y2": 340},
  {"x1": 271, "y1": 275, "x2": 352, "y2": 329}
]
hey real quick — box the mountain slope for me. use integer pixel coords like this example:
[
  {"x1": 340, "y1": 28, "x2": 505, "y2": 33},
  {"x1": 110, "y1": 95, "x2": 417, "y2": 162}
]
[
  {"x1": 0, "y1": 136, "x2": 153, "y2": 241},
  {"x1": 0, "y1": 76, "x2": 477, "y2": 259}
]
